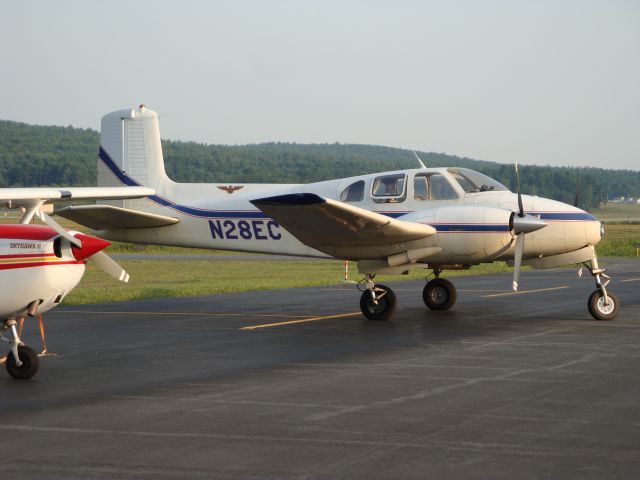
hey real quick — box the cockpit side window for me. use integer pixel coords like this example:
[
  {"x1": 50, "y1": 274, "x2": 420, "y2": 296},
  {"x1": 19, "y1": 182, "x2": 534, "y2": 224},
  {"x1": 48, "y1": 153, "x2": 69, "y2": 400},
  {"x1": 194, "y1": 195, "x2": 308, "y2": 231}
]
[
  {"x1": 371, "y1": 174, "x2": 406, "y2": 203},
  {"x1": 340, "y1": 180, "x2": 365, "y2": 202},
  {"x1": 430, "y1": 174, "x2": 459, "y2": 200},
  {"x1": 447, "y1": 168, "x2": 509, "y2": 193},
  {"x1": 414, "y1": 175, "x2": 429, "y2": 200}
]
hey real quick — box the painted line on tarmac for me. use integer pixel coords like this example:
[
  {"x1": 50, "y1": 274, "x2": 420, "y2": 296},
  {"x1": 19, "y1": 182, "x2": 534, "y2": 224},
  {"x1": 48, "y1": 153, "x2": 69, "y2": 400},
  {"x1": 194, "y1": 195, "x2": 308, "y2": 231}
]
[
  {"x1": 61, "y1": 310, "x2": 310, "y2": 319},
  {"x1": 621, "y1": 278, "x2": 640, "y2": 283},
  {"x1": 241, "y1": 312, "x2": 361, "y2": 330},
  {"x1": 482, "y1": 286, "x2": 570, "y2": 298}
]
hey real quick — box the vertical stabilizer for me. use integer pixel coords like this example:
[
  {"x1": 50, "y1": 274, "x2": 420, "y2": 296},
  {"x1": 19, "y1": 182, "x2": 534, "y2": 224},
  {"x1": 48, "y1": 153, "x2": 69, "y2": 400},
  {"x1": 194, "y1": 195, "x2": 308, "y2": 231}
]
[{"x1": 97, "y1": 105, "x2": 169, "y2": 208}]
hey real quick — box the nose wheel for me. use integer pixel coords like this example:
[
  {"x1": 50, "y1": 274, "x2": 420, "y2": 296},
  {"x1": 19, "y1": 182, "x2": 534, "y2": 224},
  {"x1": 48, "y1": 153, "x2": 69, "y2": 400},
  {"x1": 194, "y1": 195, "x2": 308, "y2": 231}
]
[
  {"x1": 587, "y1": 290, "x2": 619, "y2": 321},
  {"x1": 6, "y1": 345, "x2": 39, "y2": 379},
  {"x1": 1, "y1": 319, "x2": 40, "y2": 379},
  {"x1": 585, "y1": 253, "x2": 620, "y2": 321}
]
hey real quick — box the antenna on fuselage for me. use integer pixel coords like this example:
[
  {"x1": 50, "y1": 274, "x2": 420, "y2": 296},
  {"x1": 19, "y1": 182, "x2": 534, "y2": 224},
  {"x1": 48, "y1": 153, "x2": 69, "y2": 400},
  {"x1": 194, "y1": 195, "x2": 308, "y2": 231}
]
[{"x1": 412, "y1": 151, "x2": 427, "y2": 169}]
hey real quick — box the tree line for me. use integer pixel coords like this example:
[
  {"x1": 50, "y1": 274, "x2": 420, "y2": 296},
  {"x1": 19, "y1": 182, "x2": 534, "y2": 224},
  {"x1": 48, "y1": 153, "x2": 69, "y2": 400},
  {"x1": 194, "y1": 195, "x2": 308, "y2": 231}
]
[{"x1": 1, "y1": 119, "x2": 638, "y2": 211}]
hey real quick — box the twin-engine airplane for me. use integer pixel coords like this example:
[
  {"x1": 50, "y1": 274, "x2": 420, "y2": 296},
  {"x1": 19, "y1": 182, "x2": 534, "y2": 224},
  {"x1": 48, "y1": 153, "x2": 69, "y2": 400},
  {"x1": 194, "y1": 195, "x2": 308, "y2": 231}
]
[
  {"x1": 0, "y1": 186, "x2": 153, "y2": 379},
  {"x1": 57, "y1": 106, "x2": 618, "y2": 325}
]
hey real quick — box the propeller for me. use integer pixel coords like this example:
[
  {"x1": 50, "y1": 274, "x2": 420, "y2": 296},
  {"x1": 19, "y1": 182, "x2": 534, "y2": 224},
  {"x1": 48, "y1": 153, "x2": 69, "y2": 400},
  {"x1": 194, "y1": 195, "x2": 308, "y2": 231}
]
[
  {"x1": 574, "y1": 167, "x2": 581, "y2": 208},
  {"x1": 37, "y1": 209, "x2": 130, "y2": 282},
  {"x1": 511, "y1": 163, "x2": 547, "y2": 291}
]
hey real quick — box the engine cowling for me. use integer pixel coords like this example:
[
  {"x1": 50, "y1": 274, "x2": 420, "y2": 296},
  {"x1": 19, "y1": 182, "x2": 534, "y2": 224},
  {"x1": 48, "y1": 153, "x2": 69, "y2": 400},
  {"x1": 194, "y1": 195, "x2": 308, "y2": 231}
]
[{"x1": 403, "y1": 205, "x2": 514, "y2": 264}]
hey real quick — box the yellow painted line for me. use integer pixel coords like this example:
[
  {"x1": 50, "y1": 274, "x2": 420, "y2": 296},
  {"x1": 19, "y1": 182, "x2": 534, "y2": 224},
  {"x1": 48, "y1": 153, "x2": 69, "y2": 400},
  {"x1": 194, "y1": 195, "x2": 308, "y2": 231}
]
[
  {"x1": 61, "y1": 310, "x2": 310, "y2": 319},
  {"x1": 241, "y1": 312, "x2": 361, "y2": 330},
  {"x1": 483, "y1": 286, "x2": 570, "y2": 298},
  {"x1": 621, "y1": 278, "x2": 640, "y2": 283}
]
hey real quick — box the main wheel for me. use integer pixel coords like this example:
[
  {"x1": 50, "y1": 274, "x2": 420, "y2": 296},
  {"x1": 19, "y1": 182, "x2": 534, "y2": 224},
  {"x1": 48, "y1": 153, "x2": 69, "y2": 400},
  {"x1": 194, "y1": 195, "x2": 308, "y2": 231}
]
[
  {"x1": 587, "y1": 290, "x2": 620, "y2": 321},
  {"x1": 360, "y1": 284, "x2": 397, "y2": 321},
  {"x1": 6, "y1": 345, "x2": 40, "y2": 379},
  {"x1": 423, "y1": 278, "x2": 457, "y2": 311}
]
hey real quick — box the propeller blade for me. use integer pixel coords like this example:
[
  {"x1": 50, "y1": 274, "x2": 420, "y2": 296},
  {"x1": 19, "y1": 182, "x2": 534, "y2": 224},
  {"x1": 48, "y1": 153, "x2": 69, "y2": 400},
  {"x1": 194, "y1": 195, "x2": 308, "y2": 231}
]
[
  {"x1": 512, "y1": 232, "x2": 524, "y2": 291},
  {"x1": 574, "y1": 167, "x2": 581, "y2": 208},
  {"x1": 89, "y1": 251, "x2": 130, "y2": 283},
  {"x1": 37, "y1": 210, "x2": 82, "y2": 247},
  {"x1": 514, "y1": 163, "x2": 524, "y2": 217}
]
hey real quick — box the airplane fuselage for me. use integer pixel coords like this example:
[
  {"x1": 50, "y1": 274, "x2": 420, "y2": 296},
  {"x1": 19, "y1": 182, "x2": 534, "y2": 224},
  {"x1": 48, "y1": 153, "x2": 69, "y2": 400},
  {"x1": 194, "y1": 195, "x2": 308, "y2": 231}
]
[{"x1": 95, "y1": 159, "x2": 601, "y2": 267}]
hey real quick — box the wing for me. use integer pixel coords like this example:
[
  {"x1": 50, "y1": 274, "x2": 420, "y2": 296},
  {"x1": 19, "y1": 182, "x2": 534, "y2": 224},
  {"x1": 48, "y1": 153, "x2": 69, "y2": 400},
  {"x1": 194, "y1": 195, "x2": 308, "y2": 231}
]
[
  {"x1": 251, "y1": 193, "x2": 436, "y2": 259},
  {"x1": 56, "y1": 204, "x2": 179, "y2": 230},
  {"x1": 0, "y1": 186, "x2": 155, "y2": 207}
]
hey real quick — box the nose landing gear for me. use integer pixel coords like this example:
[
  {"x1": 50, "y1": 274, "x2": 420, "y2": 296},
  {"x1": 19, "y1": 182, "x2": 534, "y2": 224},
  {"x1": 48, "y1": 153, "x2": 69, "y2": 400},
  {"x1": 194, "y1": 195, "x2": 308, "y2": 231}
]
[
  {"x1": 1, "y1": 319, "x2": 40, "y2": 379},
  {"x1": 586, "y1": 255, "x2": 620, "y2": 321}
]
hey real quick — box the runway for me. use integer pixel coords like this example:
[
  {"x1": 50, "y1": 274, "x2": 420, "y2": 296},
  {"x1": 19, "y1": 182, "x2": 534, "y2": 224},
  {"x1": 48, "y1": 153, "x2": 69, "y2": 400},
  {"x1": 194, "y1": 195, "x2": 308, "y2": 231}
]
[{"x1": 1, "y1": 258, "x2": 639, "y2": 479}]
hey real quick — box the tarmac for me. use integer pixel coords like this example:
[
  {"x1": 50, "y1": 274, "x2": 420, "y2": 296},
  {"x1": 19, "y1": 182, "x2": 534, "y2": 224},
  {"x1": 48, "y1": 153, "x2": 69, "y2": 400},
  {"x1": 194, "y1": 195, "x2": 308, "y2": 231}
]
[{"x1": 1, "y1": 258, "x2": 639, "y2": 479}]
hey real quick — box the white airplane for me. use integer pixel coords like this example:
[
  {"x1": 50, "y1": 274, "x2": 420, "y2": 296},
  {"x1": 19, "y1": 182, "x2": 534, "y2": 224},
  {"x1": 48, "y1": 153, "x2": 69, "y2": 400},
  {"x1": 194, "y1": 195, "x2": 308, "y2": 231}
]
[
  {"x1": 0, "y1": 186, "x2": 153, "y2": 379},
  {"x1": 57, "y1": 106, "x2": 618, "y2": 323}
]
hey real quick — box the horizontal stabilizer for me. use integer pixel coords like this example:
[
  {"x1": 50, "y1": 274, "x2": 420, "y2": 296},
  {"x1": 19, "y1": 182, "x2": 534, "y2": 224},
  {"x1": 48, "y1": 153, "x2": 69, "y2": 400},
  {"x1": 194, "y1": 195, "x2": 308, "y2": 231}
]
[
  {"x1": 56, "y1": 204, "x2": 179, "y2": 230},
  {"x1": 251, "y1": 193, "x2": 436, "y2": 258}
]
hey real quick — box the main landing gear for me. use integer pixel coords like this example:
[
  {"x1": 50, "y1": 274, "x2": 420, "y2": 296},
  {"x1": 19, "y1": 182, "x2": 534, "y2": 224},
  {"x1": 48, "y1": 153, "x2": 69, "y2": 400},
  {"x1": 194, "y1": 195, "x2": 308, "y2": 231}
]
[
  {"x1": 358, "y1": 271, "x2": 459, "y2": 321},
  {"x1": 358, "y1": 276, "x2": 397, "y2": 321},
  {"x1": 586, "y1": 255, "x2": 620, "y2": 321},
  {"x1": 1, "y1": 319, "x2": 40, "y2": 379},
  {"x1": 423, "y1": 270, "x2": 457, "y2": 311}
]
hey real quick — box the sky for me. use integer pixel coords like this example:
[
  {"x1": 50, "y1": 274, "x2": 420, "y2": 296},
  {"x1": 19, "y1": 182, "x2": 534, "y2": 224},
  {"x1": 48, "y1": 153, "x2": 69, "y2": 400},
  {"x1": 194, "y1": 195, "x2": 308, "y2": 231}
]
[{"x1": 1, "y1": 0, "x2": 638, "y2": 170}]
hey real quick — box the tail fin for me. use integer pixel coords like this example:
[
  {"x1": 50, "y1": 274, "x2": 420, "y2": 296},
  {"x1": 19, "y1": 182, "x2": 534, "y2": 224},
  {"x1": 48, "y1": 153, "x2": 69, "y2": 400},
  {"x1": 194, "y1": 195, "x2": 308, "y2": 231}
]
[{"x1": 97, "y1": 105, "x2": 169, "y2": 209}]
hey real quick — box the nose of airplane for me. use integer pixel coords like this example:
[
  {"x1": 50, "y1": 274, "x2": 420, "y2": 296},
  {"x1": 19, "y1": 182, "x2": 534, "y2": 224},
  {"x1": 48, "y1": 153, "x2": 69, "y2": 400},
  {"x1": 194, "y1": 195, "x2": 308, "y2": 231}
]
[{"x1": 586, "y1": 215, "x2": 603, "y2": 246}]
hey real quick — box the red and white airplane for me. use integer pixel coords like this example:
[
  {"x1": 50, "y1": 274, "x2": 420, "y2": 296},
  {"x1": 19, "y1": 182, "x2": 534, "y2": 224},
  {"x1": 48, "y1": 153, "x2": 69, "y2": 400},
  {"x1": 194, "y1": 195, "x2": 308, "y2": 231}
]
[{"x1": 0, "y1": 186, "x2": 153, "y2": 379}]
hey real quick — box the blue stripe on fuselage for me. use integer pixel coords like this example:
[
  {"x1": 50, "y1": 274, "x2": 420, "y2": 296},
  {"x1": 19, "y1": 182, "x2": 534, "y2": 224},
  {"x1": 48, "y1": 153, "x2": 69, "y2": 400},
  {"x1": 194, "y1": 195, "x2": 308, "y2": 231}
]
[{"x1": 530, "y1": 212, "x2": 597, "y2": 221}]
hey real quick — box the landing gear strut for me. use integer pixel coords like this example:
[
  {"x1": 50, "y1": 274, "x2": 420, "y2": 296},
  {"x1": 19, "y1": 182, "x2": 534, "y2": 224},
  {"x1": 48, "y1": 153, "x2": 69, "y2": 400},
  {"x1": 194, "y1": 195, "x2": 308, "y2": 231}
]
[
  {"x1": 586, "y1": 255, "x2": 620, "y2": 321},
  {"x1": 358, "y1": 275, "x2": 397, "y2": 321},
  {"x1": 423, "y1": 270, "x2": 457, "y2": 311},
  {"x1": 1, "y1": 319, "x2": 40, "y2": 379}
]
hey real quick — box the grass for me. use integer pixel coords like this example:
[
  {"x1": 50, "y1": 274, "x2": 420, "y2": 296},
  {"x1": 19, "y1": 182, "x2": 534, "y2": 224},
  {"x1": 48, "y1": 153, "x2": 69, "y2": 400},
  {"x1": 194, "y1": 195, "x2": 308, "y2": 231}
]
[
  {"x1": 591, "y1": 204, "x2": 640, "y2": 257},
  {"x1": 64, "y1": 260, "x2": 514, "y2": 305},
  {"x1": 596, "y1": 223, "x2": 640, "y2": 257},
  {"x1": 592, "y1": 203, "x2": 640, "y2": 223}
]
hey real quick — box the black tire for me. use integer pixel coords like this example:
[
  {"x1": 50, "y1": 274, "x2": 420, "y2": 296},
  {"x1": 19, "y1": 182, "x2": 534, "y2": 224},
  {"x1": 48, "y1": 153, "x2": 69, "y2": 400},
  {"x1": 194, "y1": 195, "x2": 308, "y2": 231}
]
[
  {"x1": 6, "y1": 345, "x2": 40, "y2": 380},
  {"x1": 423, "y1": 278, "x2": 457, "y2": 311},
  {"x1": 587, "y1": 290, "x2": 619, "y2": 321},
  {"x1": 360, "y1": 284, "x2": 397, "y2": 321}
]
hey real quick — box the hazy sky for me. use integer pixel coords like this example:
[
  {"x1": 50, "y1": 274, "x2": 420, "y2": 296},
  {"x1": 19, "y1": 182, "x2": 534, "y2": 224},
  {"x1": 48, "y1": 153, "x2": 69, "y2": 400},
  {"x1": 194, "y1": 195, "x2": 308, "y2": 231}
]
[{"x1": 1, "y1": 0, "x2": 638, "y2": 169}]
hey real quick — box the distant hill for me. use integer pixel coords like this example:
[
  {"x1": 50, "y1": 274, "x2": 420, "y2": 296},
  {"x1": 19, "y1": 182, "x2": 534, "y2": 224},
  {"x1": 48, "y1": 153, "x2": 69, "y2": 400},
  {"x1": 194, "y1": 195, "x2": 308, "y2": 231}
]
[{"x1": 1, "y1": 119, "x2": 639, "y2": 211}]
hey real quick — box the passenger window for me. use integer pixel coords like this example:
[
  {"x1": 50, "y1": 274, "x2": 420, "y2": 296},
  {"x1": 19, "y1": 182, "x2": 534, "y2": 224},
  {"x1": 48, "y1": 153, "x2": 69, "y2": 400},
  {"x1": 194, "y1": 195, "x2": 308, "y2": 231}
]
[
  {"x1": 430, "y1": 174, "x2": 458, "y2": 200},
  {"x1": 414, "y1": 175, "x2": 429, "y2": 200},
  {"x1": 340, "y1": 180, "x2": 365, "y2": 202},
  {"x1": 371, "y1": 174, "x2": 406, "y2": 203}
]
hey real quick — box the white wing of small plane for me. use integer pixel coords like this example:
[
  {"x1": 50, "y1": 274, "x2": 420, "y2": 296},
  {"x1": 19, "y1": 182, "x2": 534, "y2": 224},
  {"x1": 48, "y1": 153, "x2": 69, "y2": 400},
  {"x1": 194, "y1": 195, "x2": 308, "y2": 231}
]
[
  {"x1": 251, "y1": 193, "x2": 436, "y2": 258},
  {"x1": 0, "y1": 186, "x2": 155, "y2": 206},
  {"x1": 0, "y1": 186, "x2": 166, "y2": 230}
]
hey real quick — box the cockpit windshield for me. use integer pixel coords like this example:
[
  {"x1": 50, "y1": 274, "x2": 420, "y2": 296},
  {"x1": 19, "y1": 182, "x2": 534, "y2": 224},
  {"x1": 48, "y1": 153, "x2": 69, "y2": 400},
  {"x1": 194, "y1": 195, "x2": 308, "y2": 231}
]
[{"x1": 447, "y1": 168, "x2": 510, "y2": 193}]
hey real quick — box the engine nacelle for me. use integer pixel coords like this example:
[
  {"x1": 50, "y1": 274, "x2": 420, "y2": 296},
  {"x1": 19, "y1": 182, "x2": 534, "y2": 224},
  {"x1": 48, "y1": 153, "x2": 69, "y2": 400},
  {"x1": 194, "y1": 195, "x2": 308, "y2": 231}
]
[{"x1": 403, "y1": 205, "x2": 513, "y2": 264}]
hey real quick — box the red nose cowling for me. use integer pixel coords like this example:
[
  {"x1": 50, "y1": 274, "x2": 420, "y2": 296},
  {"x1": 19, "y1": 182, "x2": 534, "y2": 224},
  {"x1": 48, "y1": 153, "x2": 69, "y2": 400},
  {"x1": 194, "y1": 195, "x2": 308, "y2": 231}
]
[{"x1": 71, "y1": 234, "x2": 111, "y2": 261}]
